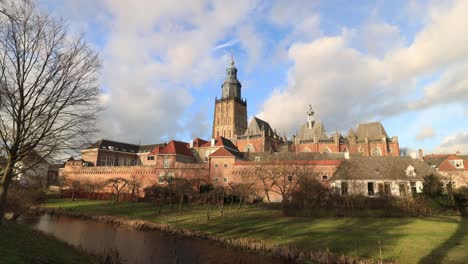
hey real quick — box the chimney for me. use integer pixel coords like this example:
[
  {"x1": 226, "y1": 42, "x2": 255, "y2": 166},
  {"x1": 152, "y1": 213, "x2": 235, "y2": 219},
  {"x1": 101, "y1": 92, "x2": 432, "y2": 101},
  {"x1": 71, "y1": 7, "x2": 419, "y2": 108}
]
[
  {"x1": 211, "y1": 138, "x2": 215, "y2": 147},
  {"x1": 189, "y1": 140, "x2": 194, "y2": 148},
  {"x1": 418, "y1": 149, "x2": 423, "y2": 160}
]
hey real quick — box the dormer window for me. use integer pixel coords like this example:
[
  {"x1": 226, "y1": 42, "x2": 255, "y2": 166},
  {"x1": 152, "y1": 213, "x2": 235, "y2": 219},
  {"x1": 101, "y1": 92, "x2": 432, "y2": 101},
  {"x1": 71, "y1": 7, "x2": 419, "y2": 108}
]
[
  {"x1": 405, "y1": 165, "x2": 416, "y2": 177},
  {"x1": 451, "y1": 160, "x2": 464, "y2": 169}
]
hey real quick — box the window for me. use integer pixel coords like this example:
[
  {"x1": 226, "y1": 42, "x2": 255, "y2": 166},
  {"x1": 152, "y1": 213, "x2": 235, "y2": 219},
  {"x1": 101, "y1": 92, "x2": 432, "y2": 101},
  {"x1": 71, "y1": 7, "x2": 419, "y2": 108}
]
[
  {"x1": 367, "y1": 182, "x2": 375, "y2": 196},
  {"x1": 384, "y1": 182, "x2": 391, "y2": 196},
  {"x1": 108, "y1": 156, "x2": 115, "y2": 166},
  {"x1": 214, "y1": 163, "x2": 219, "y2": 168},
  {"x1": 287, "y1": 175, "x2": 293, "y2": 182},
  {"x1": 223, "y1": 177, "x2": 228, "y2": 183},
  {"x1": 371, "y1": 147, "x2": 382, "y2": 156},
  {"x1": 124, "y1": 158, "x2": 131, "y2": 166},
  {"x1": 452, "y1": 160, "x2": 464, "y2": 169},
  {"x1": 399, "y1": 183, "x2": 407, "y2": 196},
  {"x1": 254, "y1": 156, "x2": 261, "y2": 162},
  {"x1": 224, "y1": 164, "x2": 228, "y2": 168},
  {"x1": 101, "y1": 156, "x2": 107, "y2": 166},
  {"x1": 163, "y1": 159, "x2": 170, "y2": 168},
  {"x1": 130, "y1": 159, "x2": 136, "y2": 166},
  {"x1": 410, "y1": 182, "x2": 417, "y2": 195},
  {"x1": 406, "y1": 165, "x2": 416, "y2": 176},
  {"x1": 118, "y1": 157, "x2": 124, "y2": 166},
  {"x1": 213, "y1": 177, "x2": 219, "y2": 184},
  {"x1": 341, "y1": 182, "x2": 348, "y2": 195},
  {"x1": 322, "y1": 175, "x2": 328, "y2": 180},
  {"x1": 147, "y1": 156, "x2": 155, "y2": 161}
]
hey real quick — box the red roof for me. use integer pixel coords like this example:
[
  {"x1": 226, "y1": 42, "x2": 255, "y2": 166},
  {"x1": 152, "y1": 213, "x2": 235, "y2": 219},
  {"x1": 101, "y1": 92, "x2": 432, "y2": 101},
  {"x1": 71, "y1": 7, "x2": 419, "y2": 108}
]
[
  {"x1": 153, "y1": 140, "x2": 195, "y2": 158},
  {"x1": 210, "y1": 147, "x2": 243, "y2": 159},
  {"x1": 191, "y1": 138, "x2": 208, "y2": 148},
  {"x1": 438, "y1": 155, "x2": 467, "y2": 171}
]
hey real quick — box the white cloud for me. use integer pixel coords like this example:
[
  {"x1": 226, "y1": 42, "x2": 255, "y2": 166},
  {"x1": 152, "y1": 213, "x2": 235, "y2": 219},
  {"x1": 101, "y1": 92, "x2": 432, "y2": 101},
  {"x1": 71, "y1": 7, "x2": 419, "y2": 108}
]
[
  {"x1": 434, "y1": 132, "x2": 468, "y2": 154},
  {"x1": 415, "y1": 126, "x2": 436, "y2": 141},
  {"x1": 259, "y1": 0, "x2": 468, "y2": 137}
]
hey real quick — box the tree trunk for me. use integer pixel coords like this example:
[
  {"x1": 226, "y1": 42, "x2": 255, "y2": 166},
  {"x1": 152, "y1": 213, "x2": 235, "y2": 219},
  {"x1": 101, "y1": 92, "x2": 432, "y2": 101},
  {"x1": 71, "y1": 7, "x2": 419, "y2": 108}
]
[
  {"x1": 71, "y1": 187, "x2": 75, "y2": 201},
  {"x1": 0, "y1": 184, "x2": 8, "y2": 224},
  {"x1": 264, "y1": 189, "x2": 271, "y2": 203},
  {"x1": 238, "y1": 196, "x2": 243, "y2": 209},
  {"x1": 179, "y1": 193, "x2": 183, "y2": 214}
]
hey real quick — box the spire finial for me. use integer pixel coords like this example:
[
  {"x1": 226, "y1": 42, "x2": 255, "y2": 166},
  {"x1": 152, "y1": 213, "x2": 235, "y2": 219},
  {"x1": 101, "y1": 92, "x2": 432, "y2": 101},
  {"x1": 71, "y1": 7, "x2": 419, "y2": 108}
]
[{"x1": 229, "y1": 53, "x2": 235, "y2": 67}]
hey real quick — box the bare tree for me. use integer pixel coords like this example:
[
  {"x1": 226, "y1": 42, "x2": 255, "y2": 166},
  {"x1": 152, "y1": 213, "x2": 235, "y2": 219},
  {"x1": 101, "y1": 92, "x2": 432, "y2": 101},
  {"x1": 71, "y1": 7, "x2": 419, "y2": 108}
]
[
  {"x1": 0, "y1": 1, "x2": 100, "y2": 223},
  {"x1": 128, "y1": 175, "x2": 142, "y2": 203},
  {"x1": 106, "y1": 177, "x2": 129, "y2": 203}
]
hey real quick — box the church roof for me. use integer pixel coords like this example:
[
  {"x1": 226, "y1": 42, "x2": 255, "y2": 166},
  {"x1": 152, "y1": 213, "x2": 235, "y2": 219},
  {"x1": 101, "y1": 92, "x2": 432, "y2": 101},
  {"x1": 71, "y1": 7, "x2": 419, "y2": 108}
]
[
  {"x1": 244, "y1": 117, "x2": 275, "y2": 137},
  {"x1": 355, "y1": 122, "x2": 388, "y2": 141},
  {"x1": 191, "y1": 138, "x2": 208, "y2": 148},
  {"x1": 297, "y1": 121, "x2": 329, "y2": 141}
]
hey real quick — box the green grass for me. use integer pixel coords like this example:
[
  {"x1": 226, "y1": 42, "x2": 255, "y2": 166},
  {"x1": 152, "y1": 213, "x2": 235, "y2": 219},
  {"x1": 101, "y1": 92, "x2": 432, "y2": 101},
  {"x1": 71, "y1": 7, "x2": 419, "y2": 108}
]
[
  {"x1": 45, "y1": 199, "x2": 468, "y2": 264},
  {"x1": 0, "y1": 220, "x2": 95, "y2": 264}
]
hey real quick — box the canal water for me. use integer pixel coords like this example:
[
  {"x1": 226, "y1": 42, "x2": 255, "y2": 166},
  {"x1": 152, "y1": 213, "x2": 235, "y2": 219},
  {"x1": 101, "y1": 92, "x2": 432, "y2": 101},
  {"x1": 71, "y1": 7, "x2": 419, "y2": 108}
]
[{"x1": 19, "y1": 214, "x2": 287, "y2": 264}]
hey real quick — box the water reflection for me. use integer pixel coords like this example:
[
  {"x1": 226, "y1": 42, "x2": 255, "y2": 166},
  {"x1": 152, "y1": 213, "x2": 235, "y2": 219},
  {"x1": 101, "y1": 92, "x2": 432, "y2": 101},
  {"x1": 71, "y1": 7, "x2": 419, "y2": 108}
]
[{"x1": 20, "y1": 214, "x2": 286, "y2": 264}]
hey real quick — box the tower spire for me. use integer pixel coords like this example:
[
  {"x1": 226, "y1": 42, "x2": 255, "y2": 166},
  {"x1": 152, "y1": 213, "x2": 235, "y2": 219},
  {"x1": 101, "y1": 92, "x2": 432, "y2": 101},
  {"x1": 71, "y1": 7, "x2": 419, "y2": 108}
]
[{"x1": 221, "y1": 55, "x2": 241, "y2": 99}]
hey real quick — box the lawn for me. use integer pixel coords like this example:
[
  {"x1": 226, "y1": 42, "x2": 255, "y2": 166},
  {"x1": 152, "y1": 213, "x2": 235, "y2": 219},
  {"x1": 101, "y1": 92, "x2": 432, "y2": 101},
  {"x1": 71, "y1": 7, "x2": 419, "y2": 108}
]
[
  {"x1": 44, "y1": 199, "x2": 468, "y2": 264},
  {"x1": 0, "y1": 220, "x2": 95, "y2": 264}
]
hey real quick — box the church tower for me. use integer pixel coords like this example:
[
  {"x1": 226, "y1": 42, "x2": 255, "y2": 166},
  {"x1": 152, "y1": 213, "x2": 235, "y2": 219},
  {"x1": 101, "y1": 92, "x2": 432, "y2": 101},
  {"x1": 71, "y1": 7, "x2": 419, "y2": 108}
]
[{"x1": 212, "y1": 57, "x2": 247, "y2": 140}]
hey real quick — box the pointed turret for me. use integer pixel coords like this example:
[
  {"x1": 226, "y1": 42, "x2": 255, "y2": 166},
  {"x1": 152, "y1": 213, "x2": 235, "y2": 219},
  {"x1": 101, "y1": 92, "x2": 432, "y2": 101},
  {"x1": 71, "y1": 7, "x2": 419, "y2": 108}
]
[{"x1": 221, "y1": 56, "x2": 242, "y2": 99}]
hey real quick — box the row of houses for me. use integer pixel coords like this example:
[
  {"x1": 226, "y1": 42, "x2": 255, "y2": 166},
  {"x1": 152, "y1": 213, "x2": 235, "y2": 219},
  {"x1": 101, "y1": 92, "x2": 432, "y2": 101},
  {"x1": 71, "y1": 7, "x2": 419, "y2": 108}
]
[{"x1": 58, "y1": 137, "x2": 465, "y2": 202}]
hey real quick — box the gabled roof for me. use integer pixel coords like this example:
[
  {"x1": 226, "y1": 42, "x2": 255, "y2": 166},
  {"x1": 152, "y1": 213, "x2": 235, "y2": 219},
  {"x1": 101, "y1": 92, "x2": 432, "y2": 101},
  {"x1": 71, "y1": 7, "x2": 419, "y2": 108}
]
[
  {"x1": 210, "y1": 147, "x2": 243, "y2": 159},
  {"x1": 201, "y1": 136, "x2": 238, "y2": 150},
  {"x1": 333, "y1": 156, "x2": 442, "y2": 180},
  {"x1": 138, "y1": 144, "x2": 165, "y2": 153},
  {"x1": 191, "y1": 138, "x2": 208, "y2": 148},
  {"x1": 158, "y1": 140, "x2": 195, "y2": 158},
  {"x1": 348, "y1": 129, "x2": 356, "y2": 138},
  {"x1": 438, "y1": 155, "x2": 467, "y2": 171},
  {"x1": 355, "y1": 122, "x2": 388, "y2": 141},
  {"x1": 244, "y1": 117, "x2": 275, "y2": 137},
  {"x1": 423, "y1": 154, "x2": 452, "y2": 168},
  {"x1": 297, "y1": 121, "x2": 329, "y2": 141}
]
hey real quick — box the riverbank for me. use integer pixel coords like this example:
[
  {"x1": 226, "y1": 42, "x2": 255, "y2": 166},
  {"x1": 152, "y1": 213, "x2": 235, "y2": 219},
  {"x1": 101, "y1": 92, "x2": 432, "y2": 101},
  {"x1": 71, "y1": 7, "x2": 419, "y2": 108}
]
[
  {"x1": 0, "y1": 220, "x2": 95, "y2": 264},
  {"x1": 42, "y1": 199, "x2": 468, "y2": 264}
]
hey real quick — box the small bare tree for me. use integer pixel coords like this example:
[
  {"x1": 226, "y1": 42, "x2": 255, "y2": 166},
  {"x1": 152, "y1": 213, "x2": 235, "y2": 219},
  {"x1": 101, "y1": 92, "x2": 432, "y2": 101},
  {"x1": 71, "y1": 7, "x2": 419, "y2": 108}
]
[
  {"x1": 128, "y1": 175, "x2": 142, "y2": 203},
  {"x1": 106, "y1": 177, "x2": 129, "y2": 203},
  {"x1": 0, "y1": 1, "x2": 100, "y2": 223}
]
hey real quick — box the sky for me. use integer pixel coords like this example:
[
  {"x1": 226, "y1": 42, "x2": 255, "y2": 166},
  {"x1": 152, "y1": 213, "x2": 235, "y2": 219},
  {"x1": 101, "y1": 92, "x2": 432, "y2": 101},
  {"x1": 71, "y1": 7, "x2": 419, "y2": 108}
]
[{"x1": 40, "y1": 0, "x2": 468, "y2": 154}]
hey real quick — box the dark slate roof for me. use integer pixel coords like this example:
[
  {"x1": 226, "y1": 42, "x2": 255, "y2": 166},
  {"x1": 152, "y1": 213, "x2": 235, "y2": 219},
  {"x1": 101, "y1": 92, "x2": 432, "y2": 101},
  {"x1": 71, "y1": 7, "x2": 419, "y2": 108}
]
[
  {"x1": 333, "y1": 156, "x2": 443, "y2": 180},
  {"x1": 423, "y1": 154, "x2": 452, "y2": 168},
  {"x1": 244, "y1": 152, "x2": 345, "y2": 161},
  {"x1": 297, "y1": 121, "x2": 329, "y2": 141},
  {"x1": 86, "y1": 139, "x2": 164, "y2": 153},
  {"x1": 201, "y1": 136, "x2": 238, "y2": 151},
  {"x1": 355, "y1": 122, "x2": 388, "y2": 141},
  {"x1": 244, "y1": 117, "x2": 275, "y2": 137}
]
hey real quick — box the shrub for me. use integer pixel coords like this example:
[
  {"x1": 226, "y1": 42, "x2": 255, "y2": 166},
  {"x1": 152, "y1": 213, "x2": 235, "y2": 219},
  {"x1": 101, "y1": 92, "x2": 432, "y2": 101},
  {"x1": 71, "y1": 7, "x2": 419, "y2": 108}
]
[{"x1": 422, "y1": 174, "x2": 444, "y2": 197}]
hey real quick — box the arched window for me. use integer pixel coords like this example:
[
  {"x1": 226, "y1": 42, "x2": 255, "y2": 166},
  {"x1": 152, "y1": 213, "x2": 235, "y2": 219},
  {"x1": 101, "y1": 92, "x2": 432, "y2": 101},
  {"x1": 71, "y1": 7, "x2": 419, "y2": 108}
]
[
  {"x1": 244, "y1": 144, "x2": 255, "y2": 152},
  {"x1": 371, "y1": 147, "x2": 382, "y2": 156}
]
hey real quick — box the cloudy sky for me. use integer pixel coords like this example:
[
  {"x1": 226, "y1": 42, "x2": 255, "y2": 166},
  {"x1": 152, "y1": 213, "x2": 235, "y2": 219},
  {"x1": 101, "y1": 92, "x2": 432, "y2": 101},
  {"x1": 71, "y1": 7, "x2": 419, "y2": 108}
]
[{"x1": 41, "y1": 0, "x2": 468, "y2": 154}]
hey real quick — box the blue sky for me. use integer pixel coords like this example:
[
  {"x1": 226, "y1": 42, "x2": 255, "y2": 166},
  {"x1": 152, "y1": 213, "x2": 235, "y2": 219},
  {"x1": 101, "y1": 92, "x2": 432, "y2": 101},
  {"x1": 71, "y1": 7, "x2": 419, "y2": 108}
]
[{"x1": 41, "y1": 0, "x2": 468, "y2": 154}]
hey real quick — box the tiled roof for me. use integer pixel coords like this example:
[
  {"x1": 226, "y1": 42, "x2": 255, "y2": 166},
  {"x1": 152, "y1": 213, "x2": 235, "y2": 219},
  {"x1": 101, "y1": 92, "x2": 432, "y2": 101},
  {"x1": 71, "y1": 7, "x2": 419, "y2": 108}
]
[
  {"x1": 355, "y1": 122, "x2": 388, "y2": 141},
  {"x1": 423, "y1": 154, "x2": 452, "y2": 168},
  {"x1": 297, "y1": 121, "x2": 329, "y2": 141},
  {"x1": 244, "y1": 117, "x2": 275, "y2": 137},
  {"x1": 210, "y1": 147, "x2": 243, "y2": 159},
  {"x1": 159, "y1": 140, "x2": 195, "y2": 158},
  {"x1": 333, "y1": 156, "x2": 443, "y2": 180},
  {"x1": 192, "y1": 138, "x2": 208, "y2": 148},
  {"x1": 437, "y1": 155, "x2": 467, "y2": 171}
]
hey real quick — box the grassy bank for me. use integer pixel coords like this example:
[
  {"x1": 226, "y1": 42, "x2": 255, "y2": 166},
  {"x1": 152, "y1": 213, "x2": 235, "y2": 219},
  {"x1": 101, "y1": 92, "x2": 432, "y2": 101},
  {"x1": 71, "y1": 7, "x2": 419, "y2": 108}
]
[
  {"x1": 44, "y1": 199, "x2": 468, "y2": 264},
  {"x1": 0, "y1": 220, "x2": 95, "y2": 264}
]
